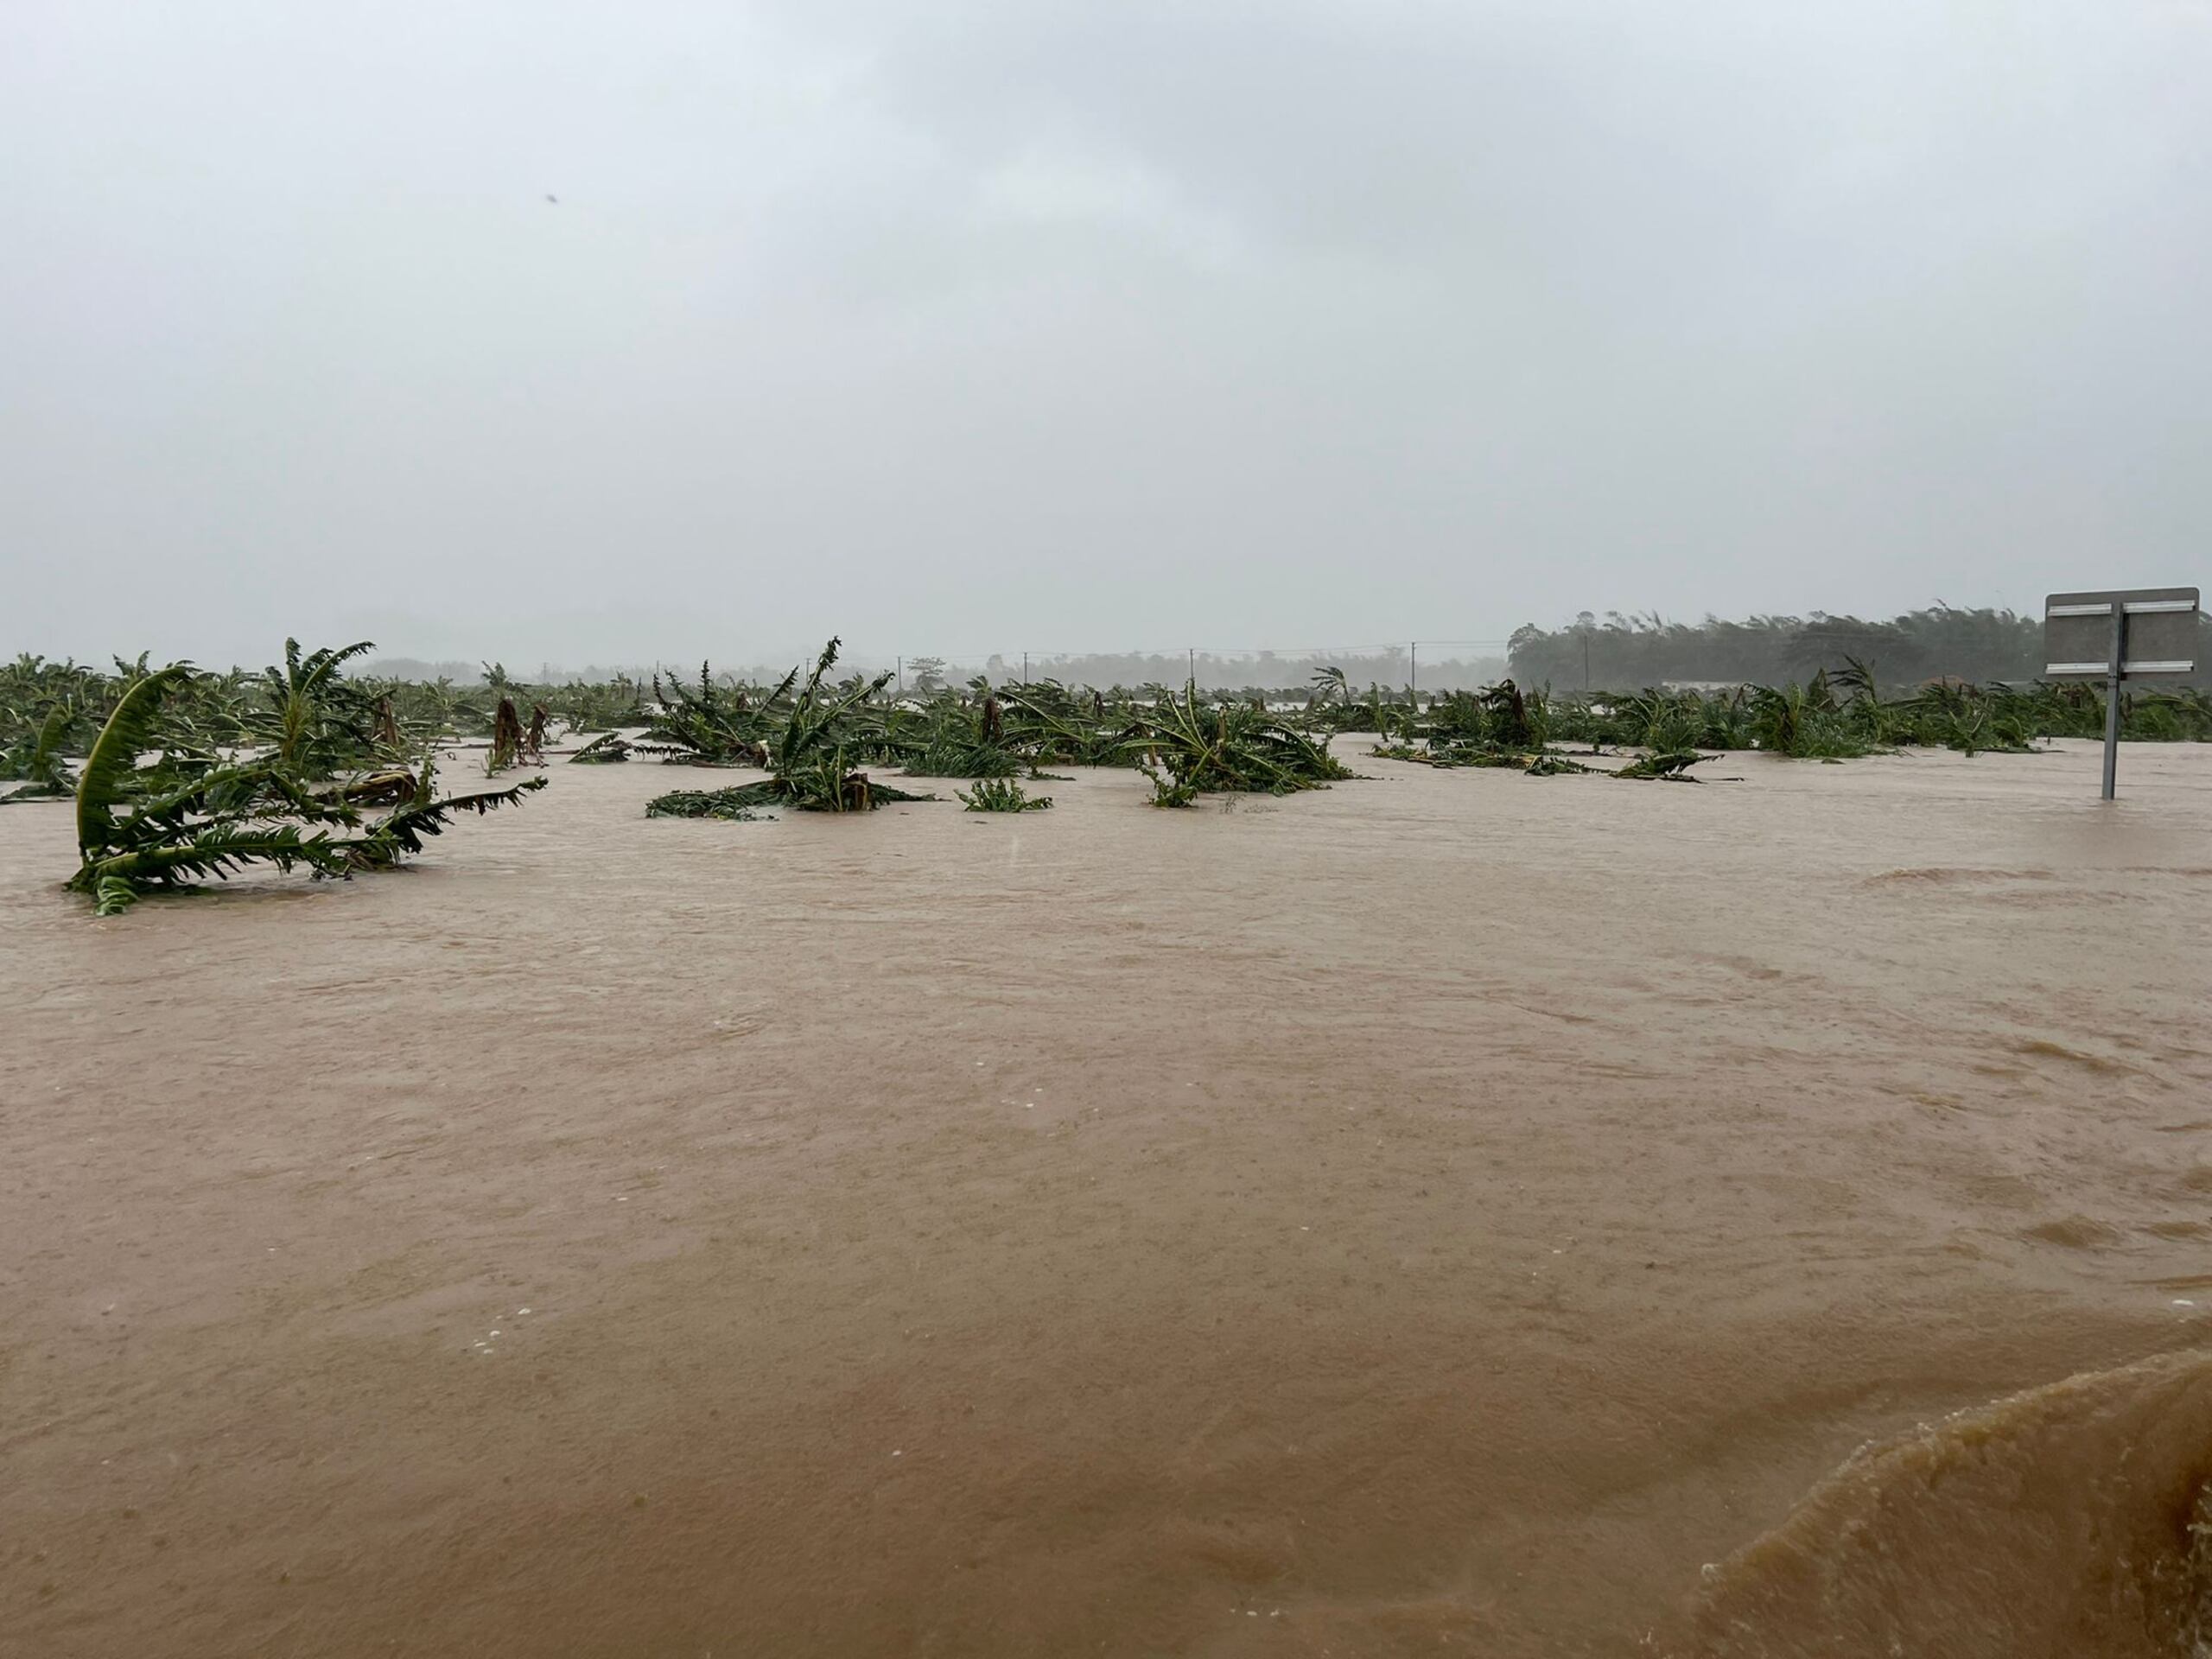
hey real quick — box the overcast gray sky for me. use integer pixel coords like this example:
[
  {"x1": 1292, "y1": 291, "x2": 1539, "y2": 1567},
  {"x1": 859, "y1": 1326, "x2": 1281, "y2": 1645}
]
[{"x1": 3, "y1": 1, "x2": 2206, "y2": 668}]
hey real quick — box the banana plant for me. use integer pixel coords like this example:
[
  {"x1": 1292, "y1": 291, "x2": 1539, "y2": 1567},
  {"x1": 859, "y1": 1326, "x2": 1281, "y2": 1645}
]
[
  {"x1": 66, "y1": 666, "x2": 543, "y2": 917},
  {"x1": 257, "y1": 638, "x2": 378, "y2": 775},
  {"x1": 1, "y1": 703, "x2": 75, "y2": 798},
  {"x1": 1121, "y1": 680, "x2": 1351, "y2": 805},
  {"x1": 637, "y1": 661, "x2": 776, "y2": 766},
  {"x1": 645, "y1": 639, "x2": 931, "y2": 816},
  {"x1": 957, "y1": 777, "x2": 1051, "y2": 811}
]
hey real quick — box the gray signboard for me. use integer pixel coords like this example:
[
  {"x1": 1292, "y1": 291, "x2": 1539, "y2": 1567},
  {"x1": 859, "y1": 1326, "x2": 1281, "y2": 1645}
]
[{"x1": 2044, "y1": 586, "x2": 2200, "y2": 798}]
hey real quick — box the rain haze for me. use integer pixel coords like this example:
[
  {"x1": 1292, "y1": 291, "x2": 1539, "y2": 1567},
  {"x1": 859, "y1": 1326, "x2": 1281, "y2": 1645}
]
[
  {"x1": 14, "y1": 11, "x2": 2212, "y2": 1658},
  {"x1": 3, "y1": 1, "x2": 2207, "y2": 668}
]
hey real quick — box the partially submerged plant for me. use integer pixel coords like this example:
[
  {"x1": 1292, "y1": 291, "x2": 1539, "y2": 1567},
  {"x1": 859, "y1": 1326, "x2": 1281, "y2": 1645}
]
[
  {"x1": 637, "y1": 662, "x2": 773, "y2": 766},
  {"x1": 999, "y1": 679, "x2": 1130, "y2": 767},
  {"x1": 371, "y1": 695, "x2": 404, "y2": 753},
  {"x1": 1367, "y1": 741, "x2": 1435, "y2": 764},
  {"x1": 1907, "y1": 680, "x2": 2035, "y2": 755},
  {"x1": 893, "y1": 682, "x2": 1026, "y2": 779},
  {"x1": 1525, "y1": 753, "x2": 1594, "y2": 777},
  {"x1": 643, "y1": 790, "x2": 773, "y2": 821},
  {"x1": 65, "y1": 666, "x2": 543, "y2": 917},
  {"x1": 1, "y1": 703, "x2": 75, "y2": 799},
  {"x1": 568, "y1": 732, "x2": 632, "y2": 764},
  {"x1": 643, "y1": 639, "x2": 934, "y2": 816},
  {"x1": 486, "y1": 696, "x2": 527, "y2": 774},
  {"x1": 1747, "y1": 675, "x2": 1875, "y2": 759},
  {"x1": 957, "y1": 777, "x2": 1052, "y2": 811},
  {"x1": 1613, "y1": 749, "x2": 1707, "y2": 781},
  {"x1": 1480, "y1": 679, "x2": 1538, "y2": 749},
  {"x1": 1123, "y1": 682, "x2": 1351, "y2": 806}
]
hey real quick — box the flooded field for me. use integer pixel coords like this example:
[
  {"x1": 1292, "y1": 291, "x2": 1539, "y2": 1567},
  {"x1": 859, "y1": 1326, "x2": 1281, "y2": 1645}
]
[{"x1": 4, "y1": 739, "x2": 2211, "y2": 1656}]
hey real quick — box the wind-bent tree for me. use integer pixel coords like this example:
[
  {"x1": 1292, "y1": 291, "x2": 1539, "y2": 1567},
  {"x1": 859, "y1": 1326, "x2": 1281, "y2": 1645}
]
[
  {"x1": 66, "y1": 665, "x2": 543, "y2": 917},
  {"x1": 1122, "y1": 682, "x2": 1351, "y2": 806},
  {"x1": 646, "y1": 639, "x2": 931, "y2": 817}
]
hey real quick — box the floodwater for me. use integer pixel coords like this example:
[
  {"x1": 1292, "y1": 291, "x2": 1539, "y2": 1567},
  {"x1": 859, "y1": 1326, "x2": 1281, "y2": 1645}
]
[{"x1": 3, "y1": 738, "x2": 2211, "y2": 1657}]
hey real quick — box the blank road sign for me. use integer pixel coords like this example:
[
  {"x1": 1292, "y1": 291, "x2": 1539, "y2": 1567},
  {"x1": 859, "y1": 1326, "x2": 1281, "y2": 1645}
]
[{"x1": 2044, "y1": 588, "x2": 2199, "y2": 679}]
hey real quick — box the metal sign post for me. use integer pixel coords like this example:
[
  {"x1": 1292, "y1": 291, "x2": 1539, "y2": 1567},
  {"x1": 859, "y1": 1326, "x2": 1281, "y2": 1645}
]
[{"x1": 2044, "y1": 587, "x2": 2199, "y2": 799}]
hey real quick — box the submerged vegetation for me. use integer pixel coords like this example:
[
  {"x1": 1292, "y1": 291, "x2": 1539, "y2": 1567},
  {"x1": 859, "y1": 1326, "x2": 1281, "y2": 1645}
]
[
  {"x1": 55, "y1": 661, "x2": 543, "y2": 915},
  {"x1": 7, "y1": 612, "x2": 2209, "y2": 907},
  {"x1": 636, "y1": 663, "x2": 773, "y2": 766},
  {"x1": 2, "y1": 703, "x2": 76, "y2": 799},
  {"x1": 642, "y1": 790, "x2": 775, "y2": 821},
  {"x1": 1357, "y1": 666, "x2": 2210, "y2": 774},
  {"x1": 957, "y1": 777, "x2": 1052, "y2": 812},
  {"x1": 640, "y1": 639, "x2": 934, "y2": 815},
  {"x1": 1122, "y1": 683, "x2": 1352, "y2": 806}
]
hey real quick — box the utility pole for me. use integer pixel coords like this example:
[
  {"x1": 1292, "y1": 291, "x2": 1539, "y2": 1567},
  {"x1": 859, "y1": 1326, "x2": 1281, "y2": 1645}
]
[
  {"x1": 896, "y1": 656, "x2": 903, "y2": 696},
  {"x1": 1409, "y1": 641, "x2": 1417, "y2": 699},
  {"x1": 1583, "y1": 629, "x2": 1591, "y2": 690}
]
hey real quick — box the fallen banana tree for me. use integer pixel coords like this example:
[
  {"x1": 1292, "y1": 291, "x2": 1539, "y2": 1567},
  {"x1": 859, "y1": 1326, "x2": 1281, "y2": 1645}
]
[
  {"x1": 1122, "y1": 682, "x2": 1352, "y2": 806},
  {"x1": 1613, "y1": 750, "x2": 1707, "y2": 781},
  {"x1": 957, "y1": 776, "x2": 1051, "y2": 811},
  {"x1": 644, "y1": 639, "x2": 934, "y2": 816},
  {"x1": 1, "y1": 703, "x2": 75, "y2": 801},
  {"x1": 67, "y1": 666, "x2": 543, "y2": 916}
]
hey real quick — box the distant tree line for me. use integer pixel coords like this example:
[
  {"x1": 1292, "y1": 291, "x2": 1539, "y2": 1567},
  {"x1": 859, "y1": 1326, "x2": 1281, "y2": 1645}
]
[
  {"x1": 353, "y1": 604, "x2": 2207, "y2": 698},
  {"x1": 961, "y1": 649, "x2": 1509, "y2": 695},
  {"x1": 1508, "y1": 606, "x2": 2209, "y2": 690},
  {"x1": 360, "y1": 648, "x2": 1515, "y2": 696}
]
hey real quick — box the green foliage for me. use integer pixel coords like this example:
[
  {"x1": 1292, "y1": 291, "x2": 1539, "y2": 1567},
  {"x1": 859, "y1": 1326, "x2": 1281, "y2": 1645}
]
[
  {"x1": 1614, "y1": 750, "x2": 1706, "y2": 781},
  {"x1": 957, "y1": 777, "x2": 1052, "y2": 811},
  {"x1": 63, "y1": 663, "x2": 543, "y2": 916},
  {"x1": 1479, "y1": 679, "x2": 1539, "y2": 749},
  {"x1": 1532, "y1": 671, "x2": 2212, "y2": 760},
  {"x1": 644, "y1": 639, "x2": 933, "y2": 816},
  {"x1": 1, "y1": 704, "x2": 75, "y2": 798},
  {"x1": 568, "y1": 732, "x2": 632, "y2": 763},
  {"x1": 257, "y1": 638, "x2": 382, "y2": 776},
  {"x1": 0, "y1": 655, "x2": 109, "y2": 761},
  {"x1": 1744, "y1": 675, "x2": 1878, "y2": 759},
  {"x1": 638, "y1": 662, "x2": 774, "y2": 766},
  {"x1": 890, "y1": 685, "x2": 1025, "y2": 778},
  {"x1": 643, "y1": 789, "x2": 773, "y2": 820},
  {"x1": 1123, "y1": 682, "x2": 1351, "y2": 805},
  {"x1": 765, "y1": 639, "x2": 893, "y2": 796},
  {"x1": 1524, "y1": 753, "x2": 1594, "y2": 777},
  {"x1": 543, "y1": 673, "x2": 647, "y2": 734},
  {"x1": 999, "y1": 680, "x2": 1129, "y2": 767},
  {"x1": 341, "y1": 767, "x2": 548, "y2": 868},
  {"x1": 16, "y1": 619, "x2": 2212, "y2": 861},
  {"x1": 76, "y1": 664, "x2": 197, "y2": 858},
  {"x1": 900, "y1": 738, "x2": 1023, "y2": 779}
]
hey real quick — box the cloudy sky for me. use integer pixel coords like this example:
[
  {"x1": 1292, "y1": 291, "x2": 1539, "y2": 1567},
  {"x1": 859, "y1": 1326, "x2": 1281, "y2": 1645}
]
[{"x1": 3, "y1": 1, "x2": 2206, "y2": 668}]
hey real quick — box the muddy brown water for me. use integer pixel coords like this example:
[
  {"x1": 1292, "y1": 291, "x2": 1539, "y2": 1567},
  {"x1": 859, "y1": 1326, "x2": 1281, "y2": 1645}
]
[{"x1": 4, "y1": 739, "x2": 2212, "y2": 1657}]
